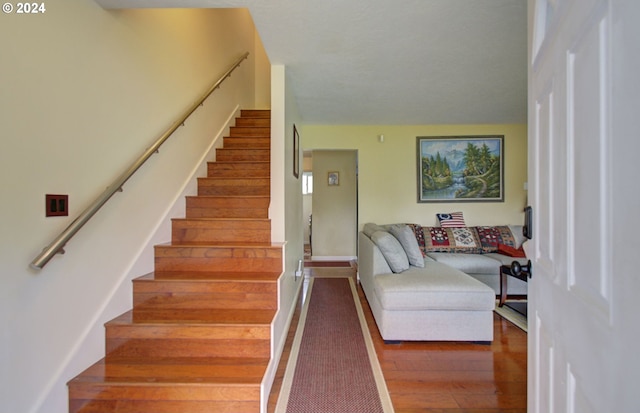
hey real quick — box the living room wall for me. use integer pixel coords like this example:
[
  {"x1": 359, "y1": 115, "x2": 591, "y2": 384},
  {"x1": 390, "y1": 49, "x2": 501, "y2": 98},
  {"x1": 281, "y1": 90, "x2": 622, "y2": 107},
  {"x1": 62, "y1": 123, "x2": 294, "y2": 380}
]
[{"x1": 301, "y1": 124, "x2": 527, "y2": 228}]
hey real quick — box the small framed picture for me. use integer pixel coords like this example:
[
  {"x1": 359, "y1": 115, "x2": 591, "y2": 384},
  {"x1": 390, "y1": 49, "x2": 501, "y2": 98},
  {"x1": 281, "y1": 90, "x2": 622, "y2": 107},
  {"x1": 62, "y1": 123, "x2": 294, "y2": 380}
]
[{"x1": 328, "y1": 171, "x2": 340, "y2": 186}]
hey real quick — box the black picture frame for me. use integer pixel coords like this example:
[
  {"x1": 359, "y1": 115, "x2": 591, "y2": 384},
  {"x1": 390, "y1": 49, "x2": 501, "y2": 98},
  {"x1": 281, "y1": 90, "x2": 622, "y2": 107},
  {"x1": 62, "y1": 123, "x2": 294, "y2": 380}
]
[{"x1": 293, "y1": 124, "x2": 300, "y2": 179}]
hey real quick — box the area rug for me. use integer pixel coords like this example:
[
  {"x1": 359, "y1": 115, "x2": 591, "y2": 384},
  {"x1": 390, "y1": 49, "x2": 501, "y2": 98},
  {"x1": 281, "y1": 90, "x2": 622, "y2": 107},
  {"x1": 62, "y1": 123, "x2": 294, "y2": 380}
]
[
  {"x1": 275, "y1": 277, "x2": 394, "y2": 413},
  {"x1": 494, "y1": 300, "x2": 528, "y2": 332}
]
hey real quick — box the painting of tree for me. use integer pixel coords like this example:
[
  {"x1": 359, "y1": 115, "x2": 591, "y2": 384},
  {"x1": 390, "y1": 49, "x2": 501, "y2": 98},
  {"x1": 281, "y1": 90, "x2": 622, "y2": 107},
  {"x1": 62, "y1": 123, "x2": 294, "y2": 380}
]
[{"x1": 416, "y1": 136, "x2": 504, "y2": 202}]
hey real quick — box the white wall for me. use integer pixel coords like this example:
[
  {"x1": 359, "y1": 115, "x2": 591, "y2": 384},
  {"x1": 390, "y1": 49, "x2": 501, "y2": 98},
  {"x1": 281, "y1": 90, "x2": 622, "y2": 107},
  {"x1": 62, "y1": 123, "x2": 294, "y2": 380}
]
[
  {"x1": 302, "y1": 124, "x2": 528, "y2": 228},
  {"x1": 262, "y1": 64, "x2": 304, "y2": 410},
  {"x1": 0, "y1": 4, "x2": 267, "y2": 412}
]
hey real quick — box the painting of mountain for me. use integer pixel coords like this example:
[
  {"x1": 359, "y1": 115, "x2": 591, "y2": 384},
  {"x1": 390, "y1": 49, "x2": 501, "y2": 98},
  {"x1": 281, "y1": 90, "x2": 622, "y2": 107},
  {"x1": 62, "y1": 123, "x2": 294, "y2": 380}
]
[{"x1": 416, "y1": 136, "x2": 504, "y2": 202}]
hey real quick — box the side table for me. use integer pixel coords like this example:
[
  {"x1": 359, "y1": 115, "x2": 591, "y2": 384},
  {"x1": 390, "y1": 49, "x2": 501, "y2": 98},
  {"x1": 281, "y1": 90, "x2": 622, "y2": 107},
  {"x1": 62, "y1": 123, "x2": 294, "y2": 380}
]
[{"x1": 499, "y1": 263, "x2": 530, "y2": 308}]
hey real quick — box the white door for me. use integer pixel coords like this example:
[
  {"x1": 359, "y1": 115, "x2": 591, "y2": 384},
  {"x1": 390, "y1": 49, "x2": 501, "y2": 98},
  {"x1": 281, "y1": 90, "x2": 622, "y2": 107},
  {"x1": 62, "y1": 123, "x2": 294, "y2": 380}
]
[{"x1": 527, "y1": 0, "x2": 640, "y2": 412}]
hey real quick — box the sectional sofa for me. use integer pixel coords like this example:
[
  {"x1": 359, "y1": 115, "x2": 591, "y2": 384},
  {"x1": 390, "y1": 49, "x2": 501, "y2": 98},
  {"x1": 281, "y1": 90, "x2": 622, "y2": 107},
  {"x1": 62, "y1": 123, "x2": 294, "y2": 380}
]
[{"x1": 358, "y1": 223, "x2": 528, "y2": 342}]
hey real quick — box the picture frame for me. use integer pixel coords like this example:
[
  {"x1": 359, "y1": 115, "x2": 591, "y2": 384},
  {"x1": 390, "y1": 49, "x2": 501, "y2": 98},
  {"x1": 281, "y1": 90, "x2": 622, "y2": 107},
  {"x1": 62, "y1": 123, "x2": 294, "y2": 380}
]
[
  {"x1": 293, "y1": 124, "x2": 300, "y2": 179},
  {"x1": 416, "y1": 135, "x2": 504, "y2": 203},
  {"x1": 328, "y1": 171, "x2": 340, "y2": 186}
]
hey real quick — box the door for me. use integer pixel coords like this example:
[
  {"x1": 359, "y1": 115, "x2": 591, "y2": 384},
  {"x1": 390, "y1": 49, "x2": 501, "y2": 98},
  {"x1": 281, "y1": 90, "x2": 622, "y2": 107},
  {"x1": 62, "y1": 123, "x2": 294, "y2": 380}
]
[{"x1": 528, "y1": 0, "x2": 640, "y2": 412}]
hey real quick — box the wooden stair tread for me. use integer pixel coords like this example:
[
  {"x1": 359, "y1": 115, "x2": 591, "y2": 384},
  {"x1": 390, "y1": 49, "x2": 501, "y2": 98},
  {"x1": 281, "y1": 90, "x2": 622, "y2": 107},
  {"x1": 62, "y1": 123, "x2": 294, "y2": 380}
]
[
  {"x1": 156, "y1": 241, "x2": 285, "y2": 248},
  {"x1": 69, "y1": 110, "x2": 275, "y2": 411},
  {"x1": 171, "y1": 218, "x2": 270, "y2": 222},
  {"x1": 136, "y1": 272, "x2": 281, "y2": 282},
  {"x1": 198, "y1": 176, "x2": 270, "y2": 181}
]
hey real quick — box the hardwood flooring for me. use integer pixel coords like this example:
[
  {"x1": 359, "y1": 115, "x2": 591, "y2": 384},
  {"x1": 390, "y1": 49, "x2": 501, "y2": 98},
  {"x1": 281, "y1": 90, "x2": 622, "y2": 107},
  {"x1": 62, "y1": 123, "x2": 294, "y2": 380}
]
[{"x1": 268, "y1": 265, "x2": 527, "y2": 413}]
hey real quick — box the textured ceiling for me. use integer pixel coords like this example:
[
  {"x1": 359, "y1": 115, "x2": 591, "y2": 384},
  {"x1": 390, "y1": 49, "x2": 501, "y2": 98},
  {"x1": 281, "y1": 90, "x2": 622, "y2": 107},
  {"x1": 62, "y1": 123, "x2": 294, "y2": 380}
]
[{"x1": 96, "y1": 0, "x2": 528, "y2": 124}]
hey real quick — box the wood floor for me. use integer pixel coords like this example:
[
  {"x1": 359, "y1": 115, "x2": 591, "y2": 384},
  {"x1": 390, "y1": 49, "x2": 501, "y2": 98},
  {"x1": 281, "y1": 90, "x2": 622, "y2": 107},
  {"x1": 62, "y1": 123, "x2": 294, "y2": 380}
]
[{"x1": 268, "y1": 265, "x2": 527, "y2": 413}]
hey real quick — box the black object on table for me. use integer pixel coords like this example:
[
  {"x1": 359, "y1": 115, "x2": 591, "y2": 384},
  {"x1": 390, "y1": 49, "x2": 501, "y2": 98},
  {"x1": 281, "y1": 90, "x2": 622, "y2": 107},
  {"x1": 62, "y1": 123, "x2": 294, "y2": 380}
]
[{"x1": 499, "y1": 260, "x2": 532, "y2": 315}]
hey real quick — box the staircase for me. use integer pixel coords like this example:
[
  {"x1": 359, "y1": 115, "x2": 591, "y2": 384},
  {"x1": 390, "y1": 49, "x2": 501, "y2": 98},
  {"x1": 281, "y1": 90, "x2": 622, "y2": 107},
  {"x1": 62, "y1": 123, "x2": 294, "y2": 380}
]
[{"x1": 68, "y1": 110, "x2": 281, "y2": 413}]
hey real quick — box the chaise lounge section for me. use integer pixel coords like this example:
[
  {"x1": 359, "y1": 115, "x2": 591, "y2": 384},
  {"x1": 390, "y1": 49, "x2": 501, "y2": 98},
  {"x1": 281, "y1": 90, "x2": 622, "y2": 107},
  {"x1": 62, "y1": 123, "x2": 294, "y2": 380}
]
[
  {"x1": 358, "y1": 222, "x2": 528, "y2": 342},
  {"x1": 359, "y1": 231, "x2": 495, "y2": 342}
]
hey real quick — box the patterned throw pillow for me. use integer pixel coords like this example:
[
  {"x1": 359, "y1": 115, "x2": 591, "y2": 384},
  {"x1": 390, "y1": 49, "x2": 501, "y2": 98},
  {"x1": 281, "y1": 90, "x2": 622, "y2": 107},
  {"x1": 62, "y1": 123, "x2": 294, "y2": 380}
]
[
  {"x1": 451, "y1": 228, "x2": 478, "y2": 248},
  {"x1": 428, "y1": 227, "x2": 450, "y2": 247},
  {"x1": 405, "y1": 224, "x2": 426, "y2": 257},
  {"x1": 476, "y1": 226, "x2": 516, "y2": 252},
  {"x1": 436, "y1": 212, "x2": 466, "y2": 227},
  {"x1": 423, "y1": 227, "x2": 483, "y2": 254}
]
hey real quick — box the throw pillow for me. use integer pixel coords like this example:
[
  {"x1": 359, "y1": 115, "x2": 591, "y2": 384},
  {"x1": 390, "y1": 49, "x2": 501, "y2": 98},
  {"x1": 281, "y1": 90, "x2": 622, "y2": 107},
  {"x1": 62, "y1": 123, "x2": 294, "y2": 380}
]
[
  {"x1": 388, "y1": 224, "x2": 425, "y2": 268},
  {"x1": 477, "y1": 226, "x2": 517, "y2": 252},
  {"x1": 451, "y1": 227, "x2": 478, "y2": 248},
  {"x1": 497, "y1": 243, "x2": 527, "y2": 257},
  {"x1": 370, "y1": 230, "x2": 410, "y2": 273},
  {"x1": 363, "y1": 222, "x2": 387, "y2": 237},
  {"x1": 437, "y1": 212, "x2": 466, "y2": 227},
  {"x1": 406, "y1": 223, "x2": 426, "y2": 257}
]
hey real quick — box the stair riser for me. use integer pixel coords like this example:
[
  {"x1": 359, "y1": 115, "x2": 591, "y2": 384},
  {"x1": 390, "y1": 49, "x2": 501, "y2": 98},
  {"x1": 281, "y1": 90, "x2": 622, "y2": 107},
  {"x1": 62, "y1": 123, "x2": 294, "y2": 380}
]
[
  {"x1": 69, "y1": 378, "x2": 260, "y2": 403},
  {"x1": 171, "y1": 220, "x2": 271, "y2": 244},
  {"x1": 215, "y1": 149, "x2": 269, "y2": 162},
  {"x1": 208, "y1": 163, "x2": 269, "y2": 178},
  {"x1": 106, "y1": 338, "x2": 270, "y2": 359},
  {"x1": 134, "y1": 279, "x2": 277, "y2": 294},
  {"x1": 235, "y1": 117, "x2": 270, "y2": 127},
  {"x1": 197, "y1": 183, "x2": 269, "y2": 197},
  {"x1": 185, "y1": 196, "x2": 269, "y2": 219},
  {"x1": 240, "y1": 109, "x2": 270, "y2": 119},
  {"x1": 69, "y1": 399, "x2": 259, "y2": 413},
  {"x1": 106, "y1": 324, "x2": 270, "y2": 340},
  {"x1": 154, "y1": 246, "x2": 283, "y2": 273},
  {"x1": 229, "y1": 127, "x2": 270, "y2": 137},
  {"x1": 133, "y1": 292, "x2": 277, "y2": 310},
  {"x1": 223, "y1": 137, "x2": 270, "y2": 148},
  {"x1": 186, "y1": 208, "x2": 268, "y2": 219}
]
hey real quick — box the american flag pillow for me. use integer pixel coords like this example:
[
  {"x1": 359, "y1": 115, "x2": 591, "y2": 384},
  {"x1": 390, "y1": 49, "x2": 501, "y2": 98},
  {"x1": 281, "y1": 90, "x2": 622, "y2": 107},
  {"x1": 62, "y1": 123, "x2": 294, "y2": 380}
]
[{"x1": 436, "y1": 212, "x2": 466, "y2": 228}]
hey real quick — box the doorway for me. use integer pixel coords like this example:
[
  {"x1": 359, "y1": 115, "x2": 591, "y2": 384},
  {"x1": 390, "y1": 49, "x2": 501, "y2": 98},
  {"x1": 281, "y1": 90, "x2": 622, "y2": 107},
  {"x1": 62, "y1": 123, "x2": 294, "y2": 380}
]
[{"x1": 302, "y1": 149, "x2": 358, "y2": 261}]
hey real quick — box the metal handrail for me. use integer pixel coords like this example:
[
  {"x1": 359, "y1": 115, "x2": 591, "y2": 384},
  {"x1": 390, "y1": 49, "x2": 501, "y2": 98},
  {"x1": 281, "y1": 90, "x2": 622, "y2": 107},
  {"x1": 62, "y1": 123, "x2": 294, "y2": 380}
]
[{"x1": 30, "y1": 52, "x2": 250, "y2": 270}]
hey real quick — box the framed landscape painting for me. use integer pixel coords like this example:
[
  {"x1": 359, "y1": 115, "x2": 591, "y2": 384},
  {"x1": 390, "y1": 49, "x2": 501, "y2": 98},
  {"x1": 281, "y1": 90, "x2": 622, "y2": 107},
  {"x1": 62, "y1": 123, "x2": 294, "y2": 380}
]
[{"x1": 416, "y1": 136, "x2": 504, "y2": 203}]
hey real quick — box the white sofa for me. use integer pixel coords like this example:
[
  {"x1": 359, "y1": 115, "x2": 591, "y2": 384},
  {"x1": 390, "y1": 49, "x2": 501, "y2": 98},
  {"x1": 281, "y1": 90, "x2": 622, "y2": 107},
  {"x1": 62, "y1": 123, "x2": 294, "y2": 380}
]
[{"x1": 358, "y1": 223, "x2": 529, "y2": 342}]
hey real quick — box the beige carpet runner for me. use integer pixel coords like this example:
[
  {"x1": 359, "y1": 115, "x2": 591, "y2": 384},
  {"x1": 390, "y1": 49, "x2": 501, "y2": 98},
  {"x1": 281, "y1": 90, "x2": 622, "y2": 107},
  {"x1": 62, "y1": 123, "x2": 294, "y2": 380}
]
[{"x1": 276, "y1": 277, "x2": 394, "y2": 413}]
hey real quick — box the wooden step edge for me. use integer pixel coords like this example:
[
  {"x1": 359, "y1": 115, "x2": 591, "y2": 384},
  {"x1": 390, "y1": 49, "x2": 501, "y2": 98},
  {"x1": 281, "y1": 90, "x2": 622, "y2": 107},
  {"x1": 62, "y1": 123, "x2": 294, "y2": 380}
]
[
  {"x1": 240, "y1": 110, "x2": 270, "y2": 118},
  {"x1": 155, "y1": 241, "x2": 285, "y2": 248},
  {"x1": 216, "y1": 148, "x2": 270, "y2": 152},
  {"x1": 68, "y1": 358, "x2": 267, "y2": 385},
  {"x1": 133, "y1": 271, "x2": 282, "y2": 282},
  {"x1": 107, "y1": 310, "x2": 275, "y2": 326},
  {"x1": 207, "y1": 159, "x2": 271, "y2": 166},
  {"x1": 171, "y1": 217, "x2": 271, "y2": 223},
  {"x1": 80, "y1": 355, "x2": 271, "y2": 369},
  {"x1": 197, "y1": 177, "x2": 270, "y2": 181},
  {"x1": 185, "y1": 195, "x2": 271, "y2": 200}
]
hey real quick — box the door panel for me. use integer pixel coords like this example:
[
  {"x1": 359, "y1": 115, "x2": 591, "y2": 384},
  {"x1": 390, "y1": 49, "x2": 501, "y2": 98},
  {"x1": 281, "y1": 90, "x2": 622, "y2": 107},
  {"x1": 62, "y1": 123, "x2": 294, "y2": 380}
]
[{"x1": 527, "y1": 1, "x2": 633, "y2": 412}]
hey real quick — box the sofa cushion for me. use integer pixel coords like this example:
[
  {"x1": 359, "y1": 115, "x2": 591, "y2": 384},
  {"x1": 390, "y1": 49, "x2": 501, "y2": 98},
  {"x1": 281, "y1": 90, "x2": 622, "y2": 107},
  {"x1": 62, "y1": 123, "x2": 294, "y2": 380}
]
[
  {"x1": 388, "y1": 224, "x2": 425, "y2": 268},
  {"x1": 426, "y1": 252, "x2": 504, "y2": 275},
  {"x1": 372, "y1": 262, "x2": 495, "y2": 311},
  {"x1": 370, "y1": 230, "x2": 410, "y2": 273}
]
